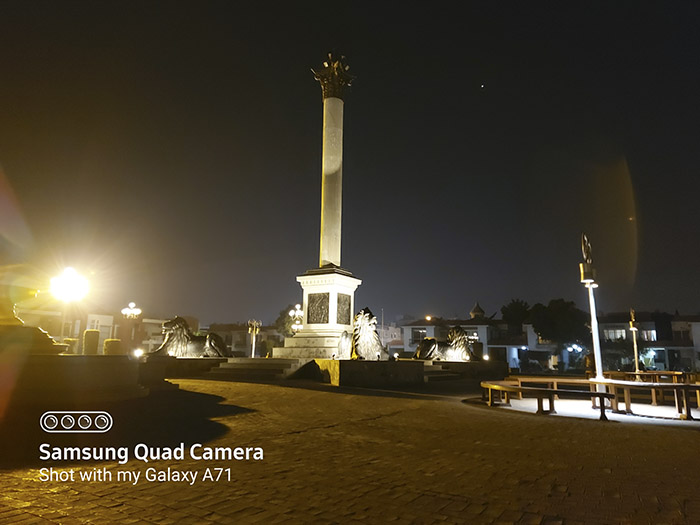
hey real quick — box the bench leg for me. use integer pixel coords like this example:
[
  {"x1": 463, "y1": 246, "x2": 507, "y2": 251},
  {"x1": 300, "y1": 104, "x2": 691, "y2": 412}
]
[
  {"x1": 536, "y1": 396, "x2": 545, "y2": 415},
  {"x1": 488, "y1": 388, "x2": 494, "y2": 407},
  {"x1": 597, "y1": 395, "x2": 608, "y2": 421},
  {"x1": 623, "y1": 388, "x2": 633, "y2": 414},
  {"x1": 610, "y1": 386, "x2": 622, "y2": 413},
  {"x1": 548, "y1": 394, "x2": 556, "y2": 414},
  {"x1": 680, "y1": 390, "x2": 694, "y2": 420},
  {"x1": 651, "y1": 388, "x2": 658, "y2": 406},
  {"x1": 503, "y1": 391, "x2": 511, "y2": 407},
  {"x1": 674, "y1": 389, "x2": 680, "y2": 413}
]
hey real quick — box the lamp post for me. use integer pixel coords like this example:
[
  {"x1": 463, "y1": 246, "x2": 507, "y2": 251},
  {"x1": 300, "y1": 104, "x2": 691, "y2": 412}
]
[
  {"x1": 248, "y1": 319, "x2": 261, "y2": 358},
  {"x1": 630, "y1": 308, "x2": 641, "y2": 379},
  {"x1": 579, "y1": 234, "x2": 604, "y2": 382},
  {"x1": 288, "y1": 304, "x2": 303, "y2": 333},
  {"x1": 50, "y1": 267, "x2": 89, "y2": 341},
  {"x1": 121, "y1": 302, "x2": 142, "y2": 352}
]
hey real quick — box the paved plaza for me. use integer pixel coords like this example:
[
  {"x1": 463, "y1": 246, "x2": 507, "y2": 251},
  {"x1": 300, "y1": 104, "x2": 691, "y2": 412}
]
[{"x1": 2, "y1": 378, "x2": 700, "y2": 524}]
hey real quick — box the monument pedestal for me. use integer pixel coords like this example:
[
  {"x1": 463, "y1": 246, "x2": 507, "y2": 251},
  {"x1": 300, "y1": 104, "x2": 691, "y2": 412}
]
[{"x1": 273, "y1": 267, "x2": 361, "y2": 359}]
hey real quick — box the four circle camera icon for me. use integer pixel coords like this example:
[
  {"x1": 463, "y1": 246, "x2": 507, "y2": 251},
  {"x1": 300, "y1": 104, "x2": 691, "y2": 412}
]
[{"x1": 40, "y1": 411, "x2": 113, "y2": 433}]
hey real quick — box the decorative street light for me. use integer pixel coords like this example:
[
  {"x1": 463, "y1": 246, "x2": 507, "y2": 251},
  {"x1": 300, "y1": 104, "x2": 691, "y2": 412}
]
[
  {"x1": 248, "y1": 319, "x2": 261, "y2": 358},
  {"x1": 579, "y1": 233, "x2": 604, "y2": 382},
  {"x1": 50, "y1": 267, "x2": 89, "y2": 341},
  {"x1": 121, "y1": 302, "x2": 143, "y2": 352},
  {"x1": 630, "y1": 308, "x2": 641, "y2": 379},
  {"x1": 288, "y1": 304, "x2": 303, "y2": 333},
  {"x1": 121, "y1": 302, "x2": 142, "y2": 320}
]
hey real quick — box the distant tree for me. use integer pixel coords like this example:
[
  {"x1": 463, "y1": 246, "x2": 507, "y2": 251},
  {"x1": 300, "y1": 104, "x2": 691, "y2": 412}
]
[
  {"x1": 500, "y1": 299, "x2": 530, "y2": 335},
  {"x1": 601, "y1": 338, "x2": 634, "y2": 371},
  {"x1": 274, "y1": 304, "x2": 295, "y2": 338},
  {"x1": 529, "y1": 299, "x2": 590, "y2": 349}
]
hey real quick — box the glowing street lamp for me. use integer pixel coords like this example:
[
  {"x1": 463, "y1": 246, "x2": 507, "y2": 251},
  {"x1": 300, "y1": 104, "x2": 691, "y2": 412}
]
[
  {"x1": 50, "y1": 267, "x2": 89, "y2": 304},
  {"x1": 50, "y1": 267, "x2": 89, "y2": 341},
  {"x1": 248, "y1": 319, "x2": 261, "y2": 358},
  {"x1": 579, "y1": 234, "x2": 604, "y2": 382},
  {"x1": 121, "y1": 302, "x2": 142, "y2": 319},
  {"x1": 121, "y1": 302, "x2": 142, "y2": 352},
  {"x1": 289, "y1": 304, "x2": 303, "y2": 333},
  {"x1": 630, "y1": 308, "x2": 641, "y2": 379}
]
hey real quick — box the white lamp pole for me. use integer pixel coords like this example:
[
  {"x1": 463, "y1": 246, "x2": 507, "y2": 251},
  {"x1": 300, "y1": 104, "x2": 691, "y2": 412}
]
[
  {"x1": 248, "y1": 319, "x2": 261, "y2": 358},
  {"x1": 630, "y1": 308, "x2": 641, "y2": 378},
  {"x1": 580, "y1": 234, "x2": 604, "y2": 382}
]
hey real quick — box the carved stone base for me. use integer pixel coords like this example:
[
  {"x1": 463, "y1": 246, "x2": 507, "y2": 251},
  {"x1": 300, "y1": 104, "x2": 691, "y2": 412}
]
[
  {"x1": 272, "y1": 346, "x2": 338, "y2": 359},
  {"x1": 280, "y1": 266, "x2": 361, "y2": 358},
  {"x1": 273, "y1": 333, "x2": 343, "y2": 359}
]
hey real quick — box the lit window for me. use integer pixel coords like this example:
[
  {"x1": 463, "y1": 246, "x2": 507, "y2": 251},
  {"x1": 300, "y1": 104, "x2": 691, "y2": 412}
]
[
  {"x1": 640, "y1": 330, "x2": 657, "y2": 342},
  {"x1": 411, "y1": 328, "x2": 426, "y2": 344},
  {"x1": 603, "y1": 329, "x2": 626, "y2": 341}
]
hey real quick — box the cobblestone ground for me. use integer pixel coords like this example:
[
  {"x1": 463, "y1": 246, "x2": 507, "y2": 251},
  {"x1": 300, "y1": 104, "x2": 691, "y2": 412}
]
[{"x1": 2, "y1": 379, "x2": 700, "y2": 524}]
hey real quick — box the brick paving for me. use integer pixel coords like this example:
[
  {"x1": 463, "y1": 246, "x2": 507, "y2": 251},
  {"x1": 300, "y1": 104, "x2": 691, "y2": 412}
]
[{"x1": 2, "y1": 379, "x2": 700, "y2": 524}]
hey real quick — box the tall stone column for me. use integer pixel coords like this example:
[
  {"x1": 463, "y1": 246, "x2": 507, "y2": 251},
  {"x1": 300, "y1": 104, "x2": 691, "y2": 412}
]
[
  {"x1": 313, "y1": 54, "x2": 354, "y2": 268},
  {"x1": 274, "y1": 54, "x2": 361, "y2": 359},
  {"x1": 319, "y1": 97, "x2": 343, "y2": 267}
]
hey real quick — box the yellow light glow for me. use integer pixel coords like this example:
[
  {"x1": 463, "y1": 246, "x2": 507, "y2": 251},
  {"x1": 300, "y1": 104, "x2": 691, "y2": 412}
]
[
  {"x1": 425, "y1": 315, "x2": 432, "y2": 321},
  {"x1": 133, "y1": 349, "x2": 144, "y2": 358},
  {"x1": 50, "y1": 267, "x2": 89, "y2": 303}
]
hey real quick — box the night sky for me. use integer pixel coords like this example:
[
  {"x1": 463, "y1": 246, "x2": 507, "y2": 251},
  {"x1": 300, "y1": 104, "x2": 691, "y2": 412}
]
[{"x1": 1, "y1": 2, "x2": 699, "y2": 325}]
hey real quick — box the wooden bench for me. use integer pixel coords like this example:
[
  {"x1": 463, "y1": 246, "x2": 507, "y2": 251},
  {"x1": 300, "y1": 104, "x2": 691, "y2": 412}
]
[
  {"x1": 604, "y1": 371, "x2": 689, "y2": 406},
  {"x1": 480, "y1": 380, "x2": 615, "y2": 421},
  {"x1": 590, "y1": 379, "x2": 700, "y2": 420},
  {"x1": 505, "y1": 376, "x2": 594, "y2": 400}
]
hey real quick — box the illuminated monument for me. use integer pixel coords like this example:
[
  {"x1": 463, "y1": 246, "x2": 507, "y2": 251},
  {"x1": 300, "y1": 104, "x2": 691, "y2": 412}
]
[{"x1": 276, "y1": 54, "x2": 361, "y2": 358}]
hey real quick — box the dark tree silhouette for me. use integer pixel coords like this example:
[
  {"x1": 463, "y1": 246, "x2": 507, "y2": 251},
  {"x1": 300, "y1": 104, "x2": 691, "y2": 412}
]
[
  {"x1": 274, "y1": 304, "x2": 295, "y2": 338},
  {"x1": 500, "y1": 299, "x2": 530, "y2": 335},
  {"x1": 530, "y1": 299, "x2": 590, "y2": 349}
]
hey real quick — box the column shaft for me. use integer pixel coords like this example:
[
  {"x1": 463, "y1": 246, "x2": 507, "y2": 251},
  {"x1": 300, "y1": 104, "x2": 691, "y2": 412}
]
[{"x1": 319, "y1": 97, "x2": 344, "y2": 267}]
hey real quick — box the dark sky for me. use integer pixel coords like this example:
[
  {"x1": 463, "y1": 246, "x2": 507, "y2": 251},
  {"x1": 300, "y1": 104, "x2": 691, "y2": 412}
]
[{"x1": 1, "y1": 2, "x2": 699, "y2": 325}]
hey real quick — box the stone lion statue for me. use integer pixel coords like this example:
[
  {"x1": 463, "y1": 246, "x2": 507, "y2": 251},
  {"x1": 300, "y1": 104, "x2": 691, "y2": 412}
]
[
  {"x1": 446, "y1": 326, "x2": 471, "y2": 361},
  {"x1": 413, "y1": 326, "x2": 472, "y2": 361},
  {"x1": 350, "y1": 307, "x2": 386, "y2": 361},
  {"x1": 149, "y1": 316, "x2": 230, "y2": 358},
  {"x1": 413, "y1": 337, "x2": 440, "y2": 360}
]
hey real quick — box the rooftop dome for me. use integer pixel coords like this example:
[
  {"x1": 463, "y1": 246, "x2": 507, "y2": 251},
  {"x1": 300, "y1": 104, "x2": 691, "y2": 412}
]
[{"x1": 470, "y1": 302, "x2": 485, "y2": 319}]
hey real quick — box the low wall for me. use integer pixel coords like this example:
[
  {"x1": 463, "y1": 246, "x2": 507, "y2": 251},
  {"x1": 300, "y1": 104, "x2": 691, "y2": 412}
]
[
  {"x1": 436, "y1": 360, "x2": 508, "y2": 380},
  {"x1": 313, "y1": 360, "x2": 425, "y2": 387},
  {"x1": 138, "y1": 356, "x2": 178, "y2": 390},
  {"x1": 162, "y1": 357, "x2": 228, "y2": 378},
  {"x1": 4, "y1": 354, "x2": 147, "y2": 406}
]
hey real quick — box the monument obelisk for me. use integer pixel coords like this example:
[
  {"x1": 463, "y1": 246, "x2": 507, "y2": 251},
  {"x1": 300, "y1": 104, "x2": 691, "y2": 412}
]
[
  {"x1": 276, "y1": 53, "x2": 361, "y2": 359},
  {"x1": 315, "y1": 55, "x2": 350, "y2": 268}
]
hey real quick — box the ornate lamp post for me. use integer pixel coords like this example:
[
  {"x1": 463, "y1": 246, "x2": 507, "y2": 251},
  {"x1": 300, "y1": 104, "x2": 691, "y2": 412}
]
[
  {"x1": 121, "y1": 302, "x2": 142, "y2": 352},
  {"x1": 50, "y1": 267, "x2": 89, "y2": 341},
  {"x1": 630, "y1": 308, "x2": 641, "y2": 378},
  {"x1": 248, "y1": 319, "x2": 261, "y2": 358},
  {"x1": 579, "y1": 234, "x2": 604, "y2": 382},
  {"x1": 289, "y1": 304, "x2": 303, "y2": 333}
]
